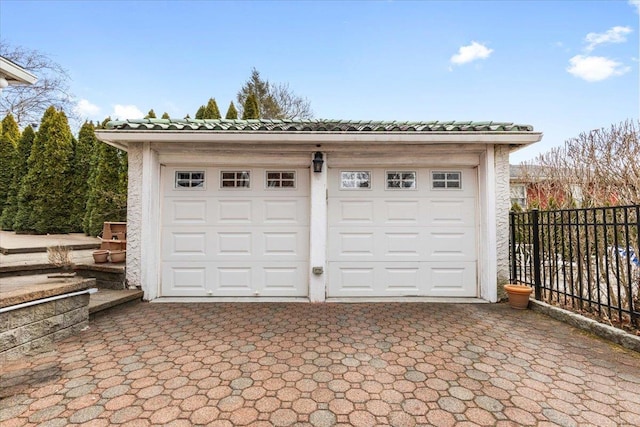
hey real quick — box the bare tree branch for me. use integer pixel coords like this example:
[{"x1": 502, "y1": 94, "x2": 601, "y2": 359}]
[
  {"x1": 0, "y1": 41, "x2": 76, "y2": 127},
  {"x1": 522, "y1": 120, "x2": 640, "y2": 208}
]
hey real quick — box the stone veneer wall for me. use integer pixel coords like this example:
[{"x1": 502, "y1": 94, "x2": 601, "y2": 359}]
[
  {"x1": 0, "y1": 291, "x2": 91, "y2": 361},
  {"x1": 495, "y1": 145, "x2": 511, "y2": 300}
]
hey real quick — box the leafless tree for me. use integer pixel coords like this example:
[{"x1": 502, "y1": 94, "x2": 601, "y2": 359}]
[
  {"x1": 521, "y1": 119, "x2": 639, "y2": 208},
  {"x1": 0, "y1": 41, "x2": 76, "y2": 127},
  {"x1": 271, "y1": 82, "x2": 313, "y2": 120},
  {"x1": 236, "y1": 68, "x2": 313, "y2": 120}
]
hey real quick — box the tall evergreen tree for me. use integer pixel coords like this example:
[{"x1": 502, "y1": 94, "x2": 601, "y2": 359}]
[
  {"x1": 161, "y1": 112, "x2": 170, "y2": 119},
  {"x1": 242, "y1": 93, "x2": 260, "y2": 120},
  {"x1": 0, "y1": 126, "x2": 35, "y2": 230},
  {"x1": 15, "y1": 107, "x2": 75, "y2": 233},
  {"x1": 0, "y1": 114, "x2": 20, "y2": 216},
  {"x1": 225, "y1": 102, "x2": 238, "y2": 119},
  {"x1": 195, "y1": 105, "x2": 205, "y2": 119},
  {"x1": 14, "y1": 108, "x2": 54, "y2": 232},
  {"x1": 83, "y1": 142, "x2": 127, "y2": 236},
  {"x1": 203, "y1": 98, "x2": 221, "y2": 119},
  {"x1": 144, "y1": 109, "x2": 157, "y2": 119},
  {"x1": 237, "y1": 68, "x2": 279, "y2": 118},
  {"x1": 68, "y1": 122, "x2": 97, "y2": 231}
]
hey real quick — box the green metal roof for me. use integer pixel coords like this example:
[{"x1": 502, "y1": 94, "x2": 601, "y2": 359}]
[{"x1": 106, "y1": 119, "x2": 534, "y2": 132}]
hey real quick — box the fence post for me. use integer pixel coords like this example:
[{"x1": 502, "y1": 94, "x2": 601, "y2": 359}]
[
  {"x1": 510, "y1": 212, "x2": 517, "y2": 283},
  {"x1": 531, "y1": 209, "x2": 542, "y2": 300}
]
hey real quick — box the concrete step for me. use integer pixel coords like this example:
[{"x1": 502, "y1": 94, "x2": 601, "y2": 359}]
[{"x1": 89, "y1": 289, "x2": 143, "y2": 316}]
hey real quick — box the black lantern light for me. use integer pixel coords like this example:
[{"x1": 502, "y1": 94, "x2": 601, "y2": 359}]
[{"x1": 312, "y1": 152, "x2": 324, "y2": 173}]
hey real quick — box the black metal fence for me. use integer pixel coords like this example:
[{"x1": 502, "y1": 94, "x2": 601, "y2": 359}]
[{"x1": 509, "y1": 205, "x2": 640, "y2": 329}]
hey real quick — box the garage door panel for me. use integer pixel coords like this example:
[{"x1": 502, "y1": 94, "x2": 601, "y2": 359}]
[
  {"x1": 215, "y1": 267, "x2": 253, "y2": 292},
  {"x1": 385, "y1": 200, "x2": 420, "y2": 224},
  {"x1": 262, "y1": 199, "x2": 309, "y2": 225},
  {"x1": 383, "y1": 266, "x2": 421, "y2": 293},
  {"x1": 329, "y1": 262, "x2": 425, "y2": 296},
  {"x1": 210, "y1": 262, "x2": 308, "y2": 297},
  {"x1": 162, "y1": 227, "x2": 214, "y2": 260},
  {"x1": 162, "y1": 262, "x2": 213, "y2": 296},
  {"x1": 330, "y1": 230, "x2": 376, "y2": 258},
  {"x1": 329, "y1": 199, "x2": 375, "y2": 224},
  {"x1": 329, "y1": 265, "x2": 376, "y2": 294},
  {"x1": 263, "y1": 232, "x2": 300, "y2": 256},
  {"x1": 217, "y1": 232, "x2": 253, "y2": 256},
  {"x1": 426, "y1": 262, "x2": 477, "y2": 296},
  {"x1": 384, "y1": 232, "x2": 422, "y2": 258},
  {"x1": 330, "y1": 228, "x2": 424, "y2": 260},
  {"x1": 216, "y1": 199, "x2": 253, "y2": 224},
  {"x1": 163, "y1": 199, "x2": 211, "y2": 225},
  {"x1": 426, "y1": 228, "x2": 476, "y2": 260},
  {"x1": 262, "y1": 265, "x2": 307, "y2": 295},
  {"x1": 427, "y1": 198, "x2": 475, "y2": 226}
]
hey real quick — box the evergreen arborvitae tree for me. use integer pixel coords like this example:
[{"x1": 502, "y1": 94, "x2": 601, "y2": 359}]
[
  {"x1": 0, "y1": 114, "x2": 20, "y2": 217},
  {"x1": 225, "y1": 102, "x2": 238, "y2": 119},
  {"x1": 84, "y1": 142, "x2": 127, "y2": 236},
  {"x1": 144, "y1": 109, "x2": 157, "y2": 119},
  {"x1": 14, "y1": 108, "x2": 53, "y2": 232},
  {"x1": 15, "y1": 107, "x2": 75, "y2": 234},
  {"x1": 242, "y1": 93, "x2": 260, "y2": 119},
  {"x1": 195, "y1": 106, "x2": 205, "y2": 119},
  {"x1": 203, "y1": 98, "x2": 221, "y2": 119},
  {"x1": 68, "y1": 122, "x2": 97, "y2": 232},
  {"x1": 161, "y1": 112, "x2": 170, "y2": 119},
  {"x1": 0, "y1": 126, "x2": 35, "y2": 230}
]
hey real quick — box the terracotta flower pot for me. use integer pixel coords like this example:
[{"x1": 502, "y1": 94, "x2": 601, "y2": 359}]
[
  {"x1": 109, "y1": 250, "x2": 126, "y2": 263},
  {"x1": 504, "y1": 284, "x2": 533, "y2": 309},
  {"x1": 92, "y1": 250, "x2": 109, "y2": 263}
]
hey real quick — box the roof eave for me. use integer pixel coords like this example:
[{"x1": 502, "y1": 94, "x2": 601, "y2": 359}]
[
  {"x1": 0, "y1": 57, "x2": 37, "y2": 85},
  {"x1": 95, "y1": 129, "x2": 543, "y2": 151}
]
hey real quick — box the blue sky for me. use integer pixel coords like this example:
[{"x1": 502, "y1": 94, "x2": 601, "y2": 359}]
[{"x1": 2, "y1": 0, "x2": 638, "y2": 163}]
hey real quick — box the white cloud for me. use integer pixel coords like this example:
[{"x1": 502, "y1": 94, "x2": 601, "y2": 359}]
[
  {"x1": 567, "y1": 55, "x2": 631, "y2": 82},
  {"x1": 630, "y1": 1, "x2": 640, "y2": 14},
  {"x1": 585, "y1": 26, "x2": 633, "y2": 51},
  {"x1": 450, "y1": 41, "x2": 493, "y2": 66},
  {"x1": 74, "y1": 99, "x2": 101, "y2": 117},
  {"x1": 112, "y1": 104, "x2": 144, "y2": 120}
]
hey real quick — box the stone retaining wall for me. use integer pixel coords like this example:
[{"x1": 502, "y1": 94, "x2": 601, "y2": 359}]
[
  {"x1": 0, "y1": 278, "x2": 94, "y2": 361},
  {"x1": 75, "y1": 265, "x2": 126, "y2": 290}
]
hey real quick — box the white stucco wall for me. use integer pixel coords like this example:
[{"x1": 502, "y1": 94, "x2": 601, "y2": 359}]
[
  {"x1": 494, "y1": 145, "x2": 511, "y2": 297},
  {"x1": 125, "y1": 143, "x2": 143, "y2": 290},
  {"x1": 308, "y1": 152, "x2": 327, "y2": 302}
]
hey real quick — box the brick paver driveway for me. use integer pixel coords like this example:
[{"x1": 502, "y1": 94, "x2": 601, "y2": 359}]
[{"x1": 2, "y1": 302, "x2": 639, "y2": 426}]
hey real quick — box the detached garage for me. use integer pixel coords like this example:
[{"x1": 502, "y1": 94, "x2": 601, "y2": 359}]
[{"x1": 96, "y1": 119, "x2": 541, "y2": 303}]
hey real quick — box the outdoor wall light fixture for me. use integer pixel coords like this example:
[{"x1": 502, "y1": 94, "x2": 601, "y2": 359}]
[{"x1": 312, "y1": 152, "x2": 324, "y2": 173}]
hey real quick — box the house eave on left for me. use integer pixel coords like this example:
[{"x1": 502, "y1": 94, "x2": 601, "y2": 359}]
[{"x1": 0, "y1": 57, "x2": 37, "y2": 85}]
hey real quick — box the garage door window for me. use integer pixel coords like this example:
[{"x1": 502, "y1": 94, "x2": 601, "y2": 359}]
[
  {"x1": 175, "y1": 171, "x2": 205, "y2": 189},
  {"x1": 386, "y1": 171, "x2": 416, "y2": 189},
  {"x1": 432, "y1": 171, "x2": 462, "y2": 189},
  {"x1": 266, "y1": 171, "x2": 296, "y2": 189},
  {"x1": 221, "y1": 171, "x2": 250, "y2": 188},
  {"x1": 341, "y1": 171, "x2": 371, "y2": 189}
]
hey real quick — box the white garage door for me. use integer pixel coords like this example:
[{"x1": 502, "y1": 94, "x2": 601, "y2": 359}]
[
  {"x1": 328, "y1": 168, "x2": 477, "y2": 297},
  {"x1": 161, "y1": 167, "x2": 309, "y2": 297}
]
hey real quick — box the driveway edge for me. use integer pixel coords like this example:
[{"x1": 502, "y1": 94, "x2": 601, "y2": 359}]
[{"x1": 529, "y1": 299, "x2": 640, "y2": 353}]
